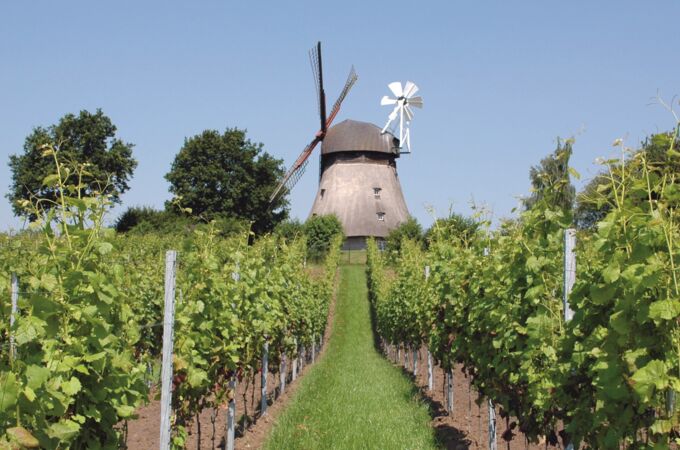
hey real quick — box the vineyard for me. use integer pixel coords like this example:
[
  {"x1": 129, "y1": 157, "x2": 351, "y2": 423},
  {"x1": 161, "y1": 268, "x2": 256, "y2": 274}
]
[
  {"x1": 0, "y1": 149, "x2": 341, "y2": 449},
  {"x1": 367, "y1": 128, "x2": 680, "y2": 448},
  {"x1": 1, "y1": 134, "x2": 680, "y2": 450}
]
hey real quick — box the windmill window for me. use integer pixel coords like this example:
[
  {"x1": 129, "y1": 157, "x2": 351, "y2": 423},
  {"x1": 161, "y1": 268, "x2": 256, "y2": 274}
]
[
  {"x1": 320, "y1": 189, "x2": 325, "y2": 199},
  {"x1": 373, "y1": 187, "x2": 382, "y2": 198},
  {"x1": 377, "y1": 212, "x2": 385, "y2": 221}
]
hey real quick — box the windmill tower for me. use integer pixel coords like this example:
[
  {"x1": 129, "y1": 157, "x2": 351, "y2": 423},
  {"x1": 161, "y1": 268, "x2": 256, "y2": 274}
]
[{"x1": 270, "y1": 43, "x2": 423, "y2": 249}]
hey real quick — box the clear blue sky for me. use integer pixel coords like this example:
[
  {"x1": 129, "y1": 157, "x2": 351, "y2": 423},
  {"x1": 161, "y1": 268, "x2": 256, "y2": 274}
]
[{"x1": 1, "y1": 1, "x2": 678, "y2": 231}]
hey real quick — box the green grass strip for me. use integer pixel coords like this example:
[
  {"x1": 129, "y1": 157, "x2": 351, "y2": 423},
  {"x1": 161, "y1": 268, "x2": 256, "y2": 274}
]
[{"x1": 263, "y1": 264, "x2": 438, "y2": 450}]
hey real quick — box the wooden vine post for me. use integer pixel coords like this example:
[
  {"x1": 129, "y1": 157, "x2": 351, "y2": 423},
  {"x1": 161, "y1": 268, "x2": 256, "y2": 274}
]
[
  {"x1": 446, "y1": 369, "x2": 453, "y2": 413},
  {"x1": 225, "y1": 262, "x2": 240, "y2": 450},
  {"x1": 10, "y1": 273, "x2": 18, "y2": 361},
  {"x1": 412, "y1": 349, "x2": 418, "y2": 376},
  {"x1": 481, "y1": 246, "x2": 498, "y2": 450},
  {"x1": 311, "y1": 334, "x2": 317, "y2": 363},
  {"x1": 159, "y1": 250, "x2": 177, "y2": 450},
  {"x1": 563, "y1": 228, "x2": 576, "y2": 450},
  {"x1": 280, "y1": 354, "x2": 286, "y2": 394},
  {"x1": 292, "y1": 338, "x2": 298, "y2": 381},
  {"x1": 563, "y1": 228, "x2": 576, "y2": 321},
  {"x1": 226, "y1": 377, "x2": 237, "y2": 450},
  {"x1": 261, "y1": 341, "x2": 269, "y2": 416},
  {"x1": 425, "y1": 266, "x2": 433, "y2": 391},
  {"x1": 488, "y1": 399, "x2": 497, "y2": 450}
]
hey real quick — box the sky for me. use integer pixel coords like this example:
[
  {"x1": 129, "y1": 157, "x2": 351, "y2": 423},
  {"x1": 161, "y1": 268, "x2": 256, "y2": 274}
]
[{"x1": 1, "y1": 1, "x2": 679, "y2": 232}]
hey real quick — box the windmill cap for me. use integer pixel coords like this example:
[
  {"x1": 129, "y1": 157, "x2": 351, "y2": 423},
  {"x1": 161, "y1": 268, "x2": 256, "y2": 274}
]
[{"x1": 321, "y1": 119, "x2": 399, "y2": 155}]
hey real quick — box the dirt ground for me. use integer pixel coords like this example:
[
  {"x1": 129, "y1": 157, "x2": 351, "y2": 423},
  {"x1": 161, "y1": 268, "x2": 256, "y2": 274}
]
[
  {"x1": 388, "y1": 345, "x2": 562, "y2": 450},
  {"x1": 125, "y1": 338, "x2": 335, "y2": 450}
]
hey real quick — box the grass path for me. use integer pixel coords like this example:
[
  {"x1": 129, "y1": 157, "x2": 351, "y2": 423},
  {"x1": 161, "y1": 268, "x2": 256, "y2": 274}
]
[{"x1": 263, "y1": 264, "x2": 438, "y2": 449}]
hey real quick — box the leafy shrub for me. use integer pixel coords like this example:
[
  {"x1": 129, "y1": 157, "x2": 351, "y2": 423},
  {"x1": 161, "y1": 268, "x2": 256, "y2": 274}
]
[
  {"x1": 424, "y1": 212, "x2": 479, "y2": 247},
  {"x1": 304, "y1": 214, "x2": 343, "y2": 261},
  {"x1": 384, "y1": 217, "x2": 423, "y2": 261},
  {"x1": 274, "y1": 219, "x2": 304, "y2": 243}
]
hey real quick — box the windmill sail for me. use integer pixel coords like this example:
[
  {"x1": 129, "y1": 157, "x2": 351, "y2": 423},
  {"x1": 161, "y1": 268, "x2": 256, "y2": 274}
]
[{"x1": 269, "y1": 45, "x2": 358, "y2": 204}]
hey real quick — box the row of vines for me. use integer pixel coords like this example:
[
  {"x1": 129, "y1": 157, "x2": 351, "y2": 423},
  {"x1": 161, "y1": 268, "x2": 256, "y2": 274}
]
[
  {"x1": 368, "y1": 130, "x2": 680, "y2": 448},
  {"x1": 0, "y1": 146, "x2": 341, "y2": 449}
]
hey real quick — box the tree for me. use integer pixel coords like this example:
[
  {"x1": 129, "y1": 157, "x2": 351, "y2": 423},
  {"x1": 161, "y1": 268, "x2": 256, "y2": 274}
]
[
  {"x1": 522, "y1": 138, "x2": 576, "y2": 214},
  {"x1": 385, "y1": 217, "x2": 423, "y2": 260},
  {"x1": 165, "y1": 128, "x2": 288, "y2": 234},
  {"x1": 424, "y1": 212, "x2": 480, "y2": 247},
  {"x1": 7, "y1": 109, "x2": 136, "y2": 219},
  {"x1": 274, "y1": 219, "x2": 304, "y2": 242},
  {"x1": 304, "y1": 214, "x2": 343, "y2": 261},
  {"x1": 574, "y1": 173, "x2": 610, "y2": 230}
]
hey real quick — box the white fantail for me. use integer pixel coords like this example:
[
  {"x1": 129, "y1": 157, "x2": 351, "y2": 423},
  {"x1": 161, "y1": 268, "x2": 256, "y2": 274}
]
[{"x1": 380, "y1": 81, "x2": 423, "y2": 153}]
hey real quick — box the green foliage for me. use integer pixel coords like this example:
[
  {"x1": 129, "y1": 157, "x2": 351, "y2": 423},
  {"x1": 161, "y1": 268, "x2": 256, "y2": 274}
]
[
  {"x1": 558, "y1": 128, "x2": 680, "y2": 447},
  {"x1": 114, "y1": 206, "x2": 248, "y2": 237},
  {"x1": 7, "y1": 109, "x2": 137, "y2": 220},
  {"x1": 424, "y1": 212, "x2": 480, "y2": 247},
  {"x1": 165, "y1": 128, "x2": 288, "y2": 235},
  {"x1": 0, "y1": 145, "x2": 342, "y2": 448},
  {"x1": 523, "y1": 137, "x2": 576, "y2": 213},
  {"x1": 384, "y1": 217, "x2": 423, "y2": 260},
  {"x1": 114, "y1": 205, "x2": 170, "y2": 232},
  {"x1": 575, "y1": 130, "x2": 680, "y2": 230},
  {"x1": 273, "y1": 219, "x2": 304, "y2": 243},
  {"x1": 0, "y1": 146, "x2": 146, "y2": 448},
  {"x1": 304, "y1": 214, "x2": 344, "y2": 261},
  {"x1": 574, "y1": 173, "x2": 611, "y2": 230},
  {"x1": 367, "y1": 127, "x2": 680, "y2": 447},
  {"x1": 368, "y1": 239, "x2": 430, "y2": 347}
]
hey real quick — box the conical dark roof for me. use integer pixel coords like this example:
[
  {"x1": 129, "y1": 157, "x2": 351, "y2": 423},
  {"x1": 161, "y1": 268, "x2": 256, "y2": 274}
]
[{"x1": 321, "y1": 119, "x2": 398, "y2": 155}]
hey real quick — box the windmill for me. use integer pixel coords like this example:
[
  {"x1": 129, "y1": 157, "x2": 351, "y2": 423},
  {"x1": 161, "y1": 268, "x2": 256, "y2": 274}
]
[
  {"x1": 268, "y1": 42, "x2": 358, "y2": 203},
  {"x1": 271, "y1": 43, "x2": 422, "y2": 250},
  {"x1": 380, "y1": 81, "x2": 424, "y2": 153}
]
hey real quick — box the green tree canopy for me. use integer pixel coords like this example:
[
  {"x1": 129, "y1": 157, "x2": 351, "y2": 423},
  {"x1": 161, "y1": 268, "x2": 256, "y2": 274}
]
[
  {"x1": 385, "y1": 217, "x2": 423, "y2": 260},
  {"x1": 274, "y1": 218, "x2": 305, "y2": 243},
  {"x1": 424, "y1": 212, "x2": 480, "y2": 247},
  {"x1": 165, "y1": 128, "x2": 287, "y2": 235},
  {"x1": 304, "y1": 214, "x2": 343, "y2": 261},
  {"x1": 7, "y1": 109, "x2": 136, "y2": 218},
  {"x1": 522, "y1": 138, "x2": 576, "y2": 214}
]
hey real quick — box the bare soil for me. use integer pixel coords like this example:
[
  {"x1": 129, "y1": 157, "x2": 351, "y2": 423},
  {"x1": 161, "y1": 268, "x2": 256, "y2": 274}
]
[{"x1": 388, "y1": 345, "x2": 562, "y2": 450}]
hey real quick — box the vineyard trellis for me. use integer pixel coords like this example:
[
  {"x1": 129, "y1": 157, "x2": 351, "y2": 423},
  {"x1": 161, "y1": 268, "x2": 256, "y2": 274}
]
[
  {"x1": 0, "y1": 146, "x2": 342, "y2": 449},
  {"x1": 367, "y1": 125, "x2": 680, "y2": 449},
  {"x1": 1, "y1": 232, "x2": 340, "y2": 449}
]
